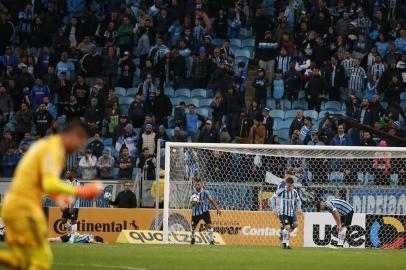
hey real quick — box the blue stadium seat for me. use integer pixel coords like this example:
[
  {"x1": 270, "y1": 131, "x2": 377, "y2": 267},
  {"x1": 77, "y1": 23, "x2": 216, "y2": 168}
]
[
  {"x1": 126, "y1": 87, "x2": 137, "y2": 97},
  {"x1": 212, "y1": 38, "x2": 225, "y2": 47},
  {"x1": 269, "y1": 109, "x2": 285, "y2": 120},
  {"x1": 242, "y1": 38, "x2": 255, "y2": 48},
  {"x1": 283, "y1": 100, "x2": 292, "y2": 110},
  {"x1": 239, "y1": 28, "x2": 252, "y2": 38},
  {"x1": 191, "y1": 88, "x2": 207, "y2": 98},
  {"x1": 329, "y1": 171, "x2": 344, "y2": 184},
  {"x1": 166, "y1": 128, "x2": 174, "y2": 139},
  {"x1": 168, "y1": 116, "x2": 175, "y2": 128},
  {"x1": 285, "y1": 110, "x2": 297, "y2": 121},
  {"x1": 119, "y1": 104, "x2": 129, "y2": 115},
  {"x1": 170, "y1": 97, "x2": 184, "y2": 106},
  {"x1": 304, "y1": 110, "x2": 318, "y2": 122},
  {"x1": 276, "y1": 129, "x2": 290, "y2": 143},
  {"x1": 298, "y1": 90, "x2": 306, "y2": 101},
  {"x1": 186, "y1": 98, "x2": 200, "y2": 107},
  {"x1": 104, "y1": 138, "x2": 113, "y2": 147},
  {"x1": 199, "y1": 98, "x2": 212, "y2": 108},
  {"x1": 323, "y1": 101, "x2": 341, "y2": 111},
  {"x1": 114, "y1": 87, "x2": 126, "y2": 97},
  {"x1": 235, "y1": 49, "x2": 250, "y2": 59},
  {"x1": 175, "y1": 88, "x2": 191, "y2": 98},
  {"x1": 292, "y1": 100, "x2": 308, "y2": 110},
  {"x1": 278, "y1": 121, "x2": 291, "y2": 130},
  {"x1": 164, "y1": 87, "x2": 174, "y2": 97},
  {"x1": 196, "y1": 108, "x2": 209, "y2": 118},
  {"x1": 119, "y1": 96, "x2": 133, "y2": 105},
  {"x1": 401, "y1": 92, "x2": 406, "y2": 101},
  {"x1": 341, "y1": 102, "x2": 347, "y2": 110},
  {"x1": 230, "y1": 38, "x2": 242, "y2": 49}
]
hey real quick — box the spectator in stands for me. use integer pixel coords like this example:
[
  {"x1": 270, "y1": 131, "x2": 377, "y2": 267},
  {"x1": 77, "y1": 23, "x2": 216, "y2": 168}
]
[
  {"x1": 307, "y1": 132, "x2": 324, "y2": 145},
  {"x1": 108, "y1": 181, "x2": 137, "y2": 208},
  {"x1": 137, "y1": 147, "x2": 156, "y2": 181},
  {"x1": 55, "y1": 72, "x2": 72, "y2": 116},
  {"x1": 64, "y1": 95, "x2": 81, "y2": 121},
  {"x1": 85, "y1": 98, "x2": 102, "y2": 136},
  {"x1": 15, "y1": 103, "x2": 32, "y2": 142},
  {"x1": 224, "y1": 87, "x2": 243, "y2": 139},
  {"x1": 318, "y1": 115, "x2": 337, "y2": 144},
  {"x1": 42, "y1": 96, "x2": 57, "y2": 120},
  {"x1": 235, "y1": 111, "x2": 250, "y2": 144},
  {"x1": 156, "y1": 125, "x2": 169, "y2": 145},
  {"x1": 0, "y1": 130, "x2": 16, "y2": 158},
  {"x1": 289, "y1": 109, "x2": 304, "y2": 138},
  {"x1": 128, "y1": 94, "x2": 147, "y2": 129},
  {"x1": 257, "y1": 30, "x2": 279, "y2": 81},
  {"x1": 305, "y1": 68, "x2": 327, "y2": 112},
  {"x1": 356, "y1": 98, "x2": 378, "y2": 127},
  {"x1": 115, "y1": 124, "x2": 137, "y2": 158},
  {"x1": 0, "y1": 84, "x2": 13, "y2": 122},
  {"x1": 0, "y1": 47, "x2": 19, "y2": 75},
  {"x1": 81, "y1": 46, "x2": 103, "y2": 87},
  {"x1": 78, "y1": 149, "x2": 97, "y2": 180},
  {"x1": 56, "y1": 52, "x2": 75, "y2": 81},
  {"x1": 261, "y1": 108, "x2": 274, "y2": 143},
  {"x1": 325, "y1": 55, "x2": 346, "y2": 101},
  {"x1": 288, "y1": 130, "x2": 303, "y2": 145},
  {"x1": 394, "y1": 28, "x2": 406, "y2": 54},
  {"x1": 172, "y1": 127, "x2": 187, "y2": 142},
  {"x1": 118, "y1": 51, "x2": 136, "y2": 88},
  {"x1": 270, "y1": 69, "x2": 285, "y2": 109},
  {"x1": 284, "y1": 61, "x2": 301, "y2": 101},
  {"x1": 185, "y1": 104, "x2": 205, "y2": 142},
  {"x1": 88, "y1": 133, "x2": 104, "y2": 158},
  {"x1": 198, "y1": 120, "x2": 220, "y2": 143},
  {"x1": 299, "y1": 117, "x2": 316, "y2": 144},
  {"x1": 360, "y1": 131, "x2": 376, "y2": 146},
  {"x1": 117, "y1": 16, "x2": 133, "y2": 55},
  {"x1": 348, "y1": 58, "x2": 367, "y2": 99},
  {"x1": 117, "y1": 147, "x2": 135, "y2": 180},
  {"x1": 330, "y1": 124, "x2": 352, "y2": 146},
  {"x1": 97, "y1": 149, "x2": 115, "y2": 179},
  {"x1": 137, "y1": 124, "x2": 156, "y2": 156},
  {"x1": 102, "y1": 46, "x2": 119, "y2": 88},
  {"x1": 34, "y1": 103, "x2": 53, "y2": 137},
  {"x1": 191, "y1": 47, "x2": 209, "y2": 89},
  {"x1": 153, "y1": 88, "x2": 172, "y2": 128},
  {"x1": 248, "y1": 117, "x2": 266, "y2": 144},
  {"x1": 247, "y1": 100, "x2": 260, "y2": 126},
  {"x1": 46, "y1": 121, "x2": 59, "y2": 136},
  {"x1": 252, "y1": 68, "x2": 269, "y2": 110},
  {"x1": 19, "y1": 132, "x2": 35, "y2": 147},
  {"x1": 211, "y1": 91, "x2": 225, "y2": 129},
  {"x1": 31, "y1": 78, "x2": 50, "y2": 108},
  {"x1": 1, "y1": 145, "x2": 19, "y2": 177}
]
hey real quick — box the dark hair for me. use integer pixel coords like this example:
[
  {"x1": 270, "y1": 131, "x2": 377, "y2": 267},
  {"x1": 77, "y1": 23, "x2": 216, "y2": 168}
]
[
  {"x1": 62, "y1": 118, "x2": 89, "y2": 135},
  {"x1": 195, "y1": 178, "x2": 202, "y2": 183},
  {"x1": 286, "y1": 177, "x2": 294, "y2": 184},
  {"x1": 93, "y1": 236, "x2": 104, "y2": 243}
]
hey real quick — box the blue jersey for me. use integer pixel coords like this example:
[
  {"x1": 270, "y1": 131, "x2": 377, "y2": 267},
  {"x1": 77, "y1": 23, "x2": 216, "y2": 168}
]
[
  {"x1": 278, "y1": 188, "x2": 301, "y2": 217},
  {"x1": 325, "y1": 199, "x2": 353, "y2": 216},
  {"x1": 191, "y1": 189, "x2": 212, "y2": 217},
  {"x1": 275, "y1": 181, "x2": 286, "y2": 197}
]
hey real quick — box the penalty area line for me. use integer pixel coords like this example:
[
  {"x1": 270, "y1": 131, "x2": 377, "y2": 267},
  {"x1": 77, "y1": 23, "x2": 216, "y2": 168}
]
[{"x1": 54, "y1": 262, "x2": 147, "y2": 270}]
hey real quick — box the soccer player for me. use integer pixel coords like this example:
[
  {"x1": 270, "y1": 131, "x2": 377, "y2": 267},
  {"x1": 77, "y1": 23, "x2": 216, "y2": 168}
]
[
  {"x1": 61, "y1": 170, "x2": 81, "y2": 226},
  {"x1": 190, "y1": 178, "x2": 221, "y2": 245},
  {"x1": 0, "y1": 120, "x2": 102, "y2": 270},
  {"x1": 48, "y1": 223, "x2": 103, "y2": 244},
  {"x1": 278, "y1": 177, "x2": 301, "y2": 249},
  {"x1": 275, "y1": 172, "x2": 299, "y2": 230},
  {"x1": 319, "y1": 198, "x2": 354, "y2": 248}
]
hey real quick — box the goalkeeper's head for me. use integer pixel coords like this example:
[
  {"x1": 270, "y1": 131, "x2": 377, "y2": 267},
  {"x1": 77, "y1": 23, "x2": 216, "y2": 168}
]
[
  {"x1": 61, "y1": 118, "x2": 89, "y2": 153},
  {"x1": 194, "y1": 178, "x2": 203, "y2": 192}
]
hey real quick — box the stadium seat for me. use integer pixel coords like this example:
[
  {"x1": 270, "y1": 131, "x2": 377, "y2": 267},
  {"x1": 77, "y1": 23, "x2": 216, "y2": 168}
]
[
  {"x1": 235, "y1": 49, "x2": 250, "y2": 59},
  {"x1": 276, "y1": 129, "x2": 290, "y2": 143},
  {"x1": 191, "y1": 88, "x2": 207, "y2": 98},
  {"x1": 166, "y1": 128, "x2": 174, "y2": 139},
  {"x1": 114, "y1": 87, "x2": 127, "y2": 97},
  {"x1": 199, "y1": 98, "x2": 212, "y2": 108},
  {"x1": 175, "y1": 88, "x2": 191, "y2": 98},
  {"x1": 318, "y1": 110, "x2": 330, "y2": 119},
  {"x1": 126, "y1": 87, "x2": 137, "y2": 97},
  {"x1": 212, "y1": 38, "x2": 225, "y2": 47},
  {"x1": 119, "y1": 104, "x2": 129, "y2": 115},
  {"x1": 239, "y1": 28, "x2": 252, "y2": 38},
  {"x1": 236, "y1": 56, "x2": 249, "y2": 68},
  {"x1": 242, "y1": 38, "x2": 255, "y2": 48},
  {"x1": 104, "y1": 138, "x2": 113, "y2": 147},
  {"x1": 164, "y1": 87, "x2": 174, "y2": 97},
  {"x1": 196, "y1": 108, "x2": 209, "y2": 118},
  {"x1": 298, "y1": 90, "x2": 306, "y2": 101},
  {"x1": 329, "y1": 171, "x2": 344, "y2": 184},
  {"x1": 341, "y1": 102, "x2": 347, "y2": 110},
  {"x1": 283, "y1": 100, "x2": 292, "y2": 110},
  {"x1": 401, "y1": 92, "x2": 406, "y2": 101},
  {"x1": 277, "y1": 121, "x2": 291, "y2": 130},
  {"x1": 292, "y1": 100, "x2": 308, "y2": 110},
  {"x1": 269, "y1": 110, "x2": 285, "y2": 120},
  {"x1": 304, "y1": 110, "x2": 318, "y2": 122},
  {"x1": 168, "y1": 116, "x2": 175, "y2": 128},
  {"x1": 119, "y1": 96, "x2": 133, "y2": 105},
  {"x1": 170, "y1": 97, "x2": 185, "y2": 106},
  {"x1": 186, "y1": 98, "x2": 200, "y2": 107},
  {"x1": 230, "y1": 38, "x2": 242, "y2": 49},
  {"x1": 285, "y1": 110, "x2": 297, "y2": 121},
  {"x1": 323, "y1": 101, "x2": 341, "y2": 111}
]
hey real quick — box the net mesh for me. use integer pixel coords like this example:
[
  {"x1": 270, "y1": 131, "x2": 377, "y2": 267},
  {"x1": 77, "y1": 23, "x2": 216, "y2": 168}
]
[{"x1": 164, "y1": 144, "x2": 406, "y2": 248}]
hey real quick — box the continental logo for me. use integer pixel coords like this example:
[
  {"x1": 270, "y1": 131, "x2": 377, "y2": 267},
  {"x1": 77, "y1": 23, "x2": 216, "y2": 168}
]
[
  {"x1": 116, "y1": 230, "x2": 225, "y2": 245},
  {"x1": 53, "y1": 219, "x2": 139, "y2": 234}
]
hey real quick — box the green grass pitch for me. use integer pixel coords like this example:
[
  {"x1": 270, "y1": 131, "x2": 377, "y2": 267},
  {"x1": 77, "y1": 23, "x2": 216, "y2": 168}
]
[{"x1": 2, "y1": 244, "x2": 404, "y2": 270}]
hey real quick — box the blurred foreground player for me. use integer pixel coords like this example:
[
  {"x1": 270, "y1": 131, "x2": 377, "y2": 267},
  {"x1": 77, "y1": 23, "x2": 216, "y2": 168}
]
[{"x1": 0, "y1": 120, "x2": 102, "y2": 270}]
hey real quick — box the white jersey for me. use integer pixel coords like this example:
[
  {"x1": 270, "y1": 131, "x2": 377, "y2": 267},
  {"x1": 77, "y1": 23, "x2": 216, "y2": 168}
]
[{"x1": 65, "y1": 179, "x2": 81, "y2": 208}]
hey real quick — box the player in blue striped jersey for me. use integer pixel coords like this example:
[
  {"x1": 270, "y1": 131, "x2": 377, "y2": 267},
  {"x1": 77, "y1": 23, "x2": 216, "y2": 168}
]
[
  {"x1": 319, "y1": 198, "x2": 354, "y2": 248},
  {"x1": 277, "y1": 177, "x2": 301, "y2": 249},
  {"x1": 190, "y1": 178, "x2": 221, "y2": 245}
]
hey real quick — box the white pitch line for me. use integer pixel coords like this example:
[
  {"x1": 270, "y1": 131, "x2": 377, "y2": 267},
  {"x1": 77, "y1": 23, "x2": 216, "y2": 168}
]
[{"x1": 54, "y1": 262, "x2": 147, "y2": 270}]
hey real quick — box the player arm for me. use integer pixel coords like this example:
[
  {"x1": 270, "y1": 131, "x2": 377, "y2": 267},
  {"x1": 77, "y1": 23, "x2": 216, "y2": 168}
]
[
  {"x1": 209, "y1": 196, "x2": 221, "y2": 215},
  {"x1": 42, "y1": 173, "x2": 77, "y2": 195}
]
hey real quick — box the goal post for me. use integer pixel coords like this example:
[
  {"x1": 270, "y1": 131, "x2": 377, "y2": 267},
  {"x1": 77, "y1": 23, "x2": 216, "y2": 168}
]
[{"x1": 163, "y1": 142, "x2": 406, "y2": 248}]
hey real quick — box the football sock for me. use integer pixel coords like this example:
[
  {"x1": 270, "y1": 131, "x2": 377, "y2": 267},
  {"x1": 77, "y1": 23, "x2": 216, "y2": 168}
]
[
  {"x1": 338, "y1": 227, "x2": 347, "y2": 246},
  {"x1": 191, "y1": 229, "x2": 195, "y2": 239},
  {"x1": 208, "y1": 228, "x2": 214, "y2": 242},
  {"x1": 0, "y1": 250, "x2": 20, "y2": 269},
  {"x1": 282, "y1": 229, "x2": 289, "y2": 246}
]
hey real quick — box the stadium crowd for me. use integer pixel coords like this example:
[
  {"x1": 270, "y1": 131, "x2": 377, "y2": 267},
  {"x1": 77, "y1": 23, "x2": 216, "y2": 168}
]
[{"x1": 0, "y1": 0, "x2": 405, "y2": 180}]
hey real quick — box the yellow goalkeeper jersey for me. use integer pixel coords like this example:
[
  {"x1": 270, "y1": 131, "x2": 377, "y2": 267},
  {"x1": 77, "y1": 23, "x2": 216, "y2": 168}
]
[{"x1": 7, "y1": 135, "x2": 76, "y2": 206}]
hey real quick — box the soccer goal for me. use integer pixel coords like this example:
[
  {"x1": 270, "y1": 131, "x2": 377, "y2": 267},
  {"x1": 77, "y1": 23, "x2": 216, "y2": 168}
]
[{"x1": 162, "y1": 143, "x2": 406, "y2": 248}]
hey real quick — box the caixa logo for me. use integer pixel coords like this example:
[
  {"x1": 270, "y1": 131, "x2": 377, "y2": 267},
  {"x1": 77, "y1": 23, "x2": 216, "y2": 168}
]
[{"x1": 312, "y1": 225, "x2": 365, "y2": 247}]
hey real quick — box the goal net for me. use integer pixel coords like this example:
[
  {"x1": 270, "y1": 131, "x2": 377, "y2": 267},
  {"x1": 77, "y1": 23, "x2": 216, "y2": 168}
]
[{"x1": 162, "y1": 143, "x2": 406, "y2": 249}]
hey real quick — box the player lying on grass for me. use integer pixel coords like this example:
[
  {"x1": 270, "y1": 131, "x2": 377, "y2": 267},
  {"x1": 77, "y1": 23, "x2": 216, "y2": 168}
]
[
  {"x1": 277, "y1": 177, "x2": 301, "y2": 249},
  {"x1": 319, "y1": 198, "x2": 354, "y2": 248},
  {"x1": 0, "y1": 120, "x2": 102, "y2": 270},
  {"x1": 48, "y1": 222, "x2": 103, "y2": 244},
  {"x1": 190, "y1": 178, "x2": 221, "y2": 245}
]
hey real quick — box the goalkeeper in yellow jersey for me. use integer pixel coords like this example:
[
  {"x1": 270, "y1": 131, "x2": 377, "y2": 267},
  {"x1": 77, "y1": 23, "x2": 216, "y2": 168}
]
[{"x1": 0, "y1": 120, "x2": 102, "y2": 270}]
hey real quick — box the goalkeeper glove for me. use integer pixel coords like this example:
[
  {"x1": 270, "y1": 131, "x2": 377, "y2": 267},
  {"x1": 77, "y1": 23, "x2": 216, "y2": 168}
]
[{"x1": 76, "y1": 182, "x2": 103, "y2": 199}]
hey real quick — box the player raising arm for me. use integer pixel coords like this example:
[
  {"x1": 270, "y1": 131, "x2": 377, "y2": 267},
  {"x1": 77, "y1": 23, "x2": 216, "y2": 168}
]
[
  {"x1": 278, "y1": 177, "x2": 301, "y2": 249},
  {"x1": 0, "y1": 120, "x2": 102, "y2": 270},
  {"x1": 190, "y1": 178, "x2": 221, "y2": 245},
  {"x1": 319, "y1": 198, "x2": 354, "y2": 248}
]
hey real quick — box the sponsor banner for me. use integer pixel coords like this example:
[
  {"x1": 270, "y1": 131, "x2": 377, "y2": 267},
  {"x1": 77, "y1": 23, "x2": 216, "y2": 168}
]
[
  {"x1": 366, "y1": 215, "x2": 406, "y2": 249},
  {"x1": 304, "y1": 212, "x2": 366, "y2": 248},
  {"x1": 350, "y1": 189, "x2": 406, "y2": 215},
  {"x1": 116, "y1": 230, "x2": 225, "y2": 245},
  {"x1": 48, "y1": 208, "x2": 304, "y2": 246}
]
